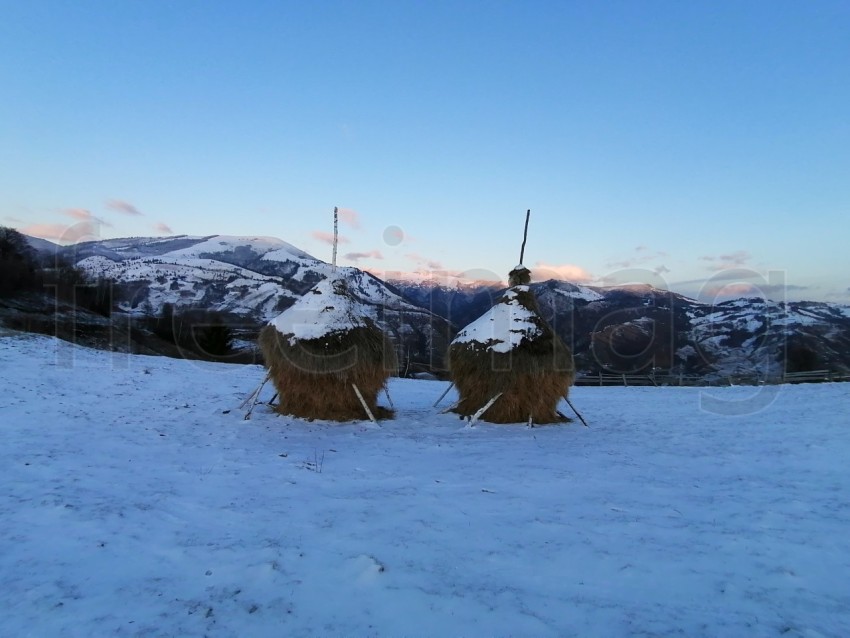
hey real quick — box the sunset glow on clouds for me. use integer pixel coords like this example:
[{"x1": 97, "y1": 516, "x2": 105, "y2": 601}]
[
  {"x1": 21, "y1": 222, "x2": 101, "y2": 244},
  {"x1": 311, "y1": 230, "x2": 350, "y2": 245},
  {"x1": 337, "y1": 208, "x2": 360, "y2": 229},
  {"x1": 105, "y1": 199, "x2": 142, "y2": 216},
  {"x1": 62, "y1": 208, "x2": 112, "y2": 227},
  {"x1": 406, "y1": 253, "x2": 443, "y2": 271},
  {"x1": 530, "y1": 262, "x2": 594, "y2": 284},
  {"x1": 343, "y1": 250, "x2": 383, "y2": 263}
]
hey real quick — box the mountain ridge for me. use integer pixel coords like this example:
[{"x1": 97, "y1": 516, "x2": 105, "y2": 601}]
[{"x1": 19, "y1": 233, "x2": 850, "y2": 378}]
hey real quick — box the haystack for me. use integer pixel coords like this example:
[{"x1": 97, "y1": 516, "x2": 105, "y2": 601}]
[
  {"x1": 259, "y1": 275, "x2": 397, "y2": 421},
  {"x1": 448, "y1": 265, "x2": 575, "y2": 424}
]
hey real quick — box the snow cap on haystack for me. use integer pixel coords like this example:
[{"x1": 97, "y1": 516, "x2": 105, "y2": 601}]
[{"x1": 259, "y1": 274, "x2": 397, "y2": 421}]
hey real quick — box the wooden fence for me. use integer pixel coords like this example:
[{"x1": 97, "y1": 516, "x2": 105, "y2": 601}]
[{"x1": 574, "y1": 370, "x2": 850, "y2": 387}]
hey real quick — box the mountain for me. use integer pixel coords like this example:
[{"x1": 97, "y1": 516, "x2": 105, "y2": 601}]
[
  {"x1": 16, "y1": 233, "x2": 850, "y2": 379},
  {"x1": 23, "y1": 234, "x2": 454, "y2": 372},
  {"x1": 389, "y1": 278, "x2": 850, "y2": 380}
]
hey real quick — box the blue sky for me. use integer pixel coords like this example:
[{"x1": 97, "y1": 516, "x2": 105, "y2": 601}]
[{"x1": 2, "y1": 1, "x2": 848, "y2": 302}]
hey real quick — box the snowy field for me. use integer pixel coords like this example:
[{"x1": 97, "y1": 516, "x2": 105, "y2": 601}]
[{"x1": 2, "y1": 332, "x2": 849, "y2": 637}]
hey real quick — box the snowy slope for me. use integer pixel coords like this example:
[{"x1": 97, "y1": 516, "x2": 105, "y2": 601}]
[
  {"x1": 71, "y1": 235, "x2": 329, "y2": 318},
  {"x1": 69, "y1": 236, "x2": 437, "y2": 327},
  {"x1": 393, "y1": 278, "x2": 850, "y2": 377},
  {"x1": 2, "y1": 332, "x2": 849, "y2": 637}
]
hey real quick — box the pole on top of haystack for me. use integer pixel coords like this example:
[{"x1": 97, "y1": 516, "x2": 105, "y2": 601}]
[
  {"x1": 332, "y1": 206, "x2": 339, "y2": 272},
  {"x1": 519, "y1": 209, "x2": 531, "y2": 265}
]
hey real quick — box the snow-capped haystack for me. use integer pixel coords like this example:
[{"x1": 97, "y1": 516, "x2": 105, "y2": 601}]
[
  {"x1": 258, "y1": 274, "x2": 397, "y2": 421},
  {"x1": 448, "y1": 261, "x2": 575, "y2": 424}
]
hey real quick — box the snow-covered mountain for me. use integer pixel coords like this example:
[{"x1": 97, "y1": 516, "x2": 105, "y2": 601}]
[
  {"x1": 18, "y1": 234, "x2": 850, "y2": 378},
  {"x1": 34, "y1": 235, "x2": 453, "y2": 371},
  {"x1": 390, "y1": 278, "x2": 850, "y2": 379},
  {"x1": 68, "y1": 235, "x2": 331, "y2": 317}
]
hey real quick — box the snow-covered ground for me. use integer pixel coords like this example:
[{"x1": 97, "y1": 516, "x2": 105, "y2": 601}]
[{"x1": 2, "y1": 333, "x2": 849, "y2": 637}]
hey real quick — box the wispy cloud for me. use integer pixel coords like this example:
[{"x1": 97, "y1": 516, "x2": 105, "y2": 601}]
[
  {"x1": 405, "y1": 252, "x2": 443, "y2": 271},
  {"x1": 337, "y1": 208, "x2": 361, "y2": 229},
  {"x1": 21, "y1": 222, "x2": 100, "y2": 244},
  {"x1": 105, "y1": 199, "x2": 143, "y2": 216},
  {"x1": 700, "y1": 250, "x2": 751, "y2": 271},
  {"x1": 62, "y1": 208, "x2": 113, "y2": 228},
  {"x1": 311, "y1": 230, "x2": 351, "y2": 245},
  {"x1": 4, "y1": 216, "x2": 23, "y2": 223},
  {"x1": 606, "y1": 246, "x2": 669, "y2": 269},
  {"x1": 531, "y1": 262, "x2": 594, "y2": 283},
  {"x1": 344, "y1": 249, "x2": 383, "y2": 263},
  {"x1": 366, "y1": 267, "x2": 502, "y2": 286},
  {"x1": 153, "y1": 222, "x2": 173, "y2": 234},
  {"x1": 63, "y1": 208, "x2": 93, "y2": 221}
]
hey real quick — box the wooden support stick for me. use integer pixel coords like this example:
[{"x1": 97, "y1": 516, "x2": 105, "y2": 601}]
[
  {"x1": 352, "y1": 383, "x2": 377, "y2": 423},
  {"x1": 433, "y1": 382, "x2": 454, "y2": 408},
  {"x1": 383, "y1": 386, "x2": 394, "y2": 409},
  {"x1": 439, "y1": 400, "x2": 460, "y2": 415},
  {"x1": 564, "y1": 395, "x2": 589, "y2": 427},
  {"x1": 469, "y1": 392, "x2": 503, "y2": 426},
  {"x1": 519, "y1": 209, "x2": 531, "y2": 265},
  {"x1": 527, "y1": 414, "x2": 534, "y2": 428},
  {"x1": 240, "y1": 371, "x2": 270, "y2": 409},
  {"x1": 244, "y1": 372, "x2": 271, "y2": 420}
]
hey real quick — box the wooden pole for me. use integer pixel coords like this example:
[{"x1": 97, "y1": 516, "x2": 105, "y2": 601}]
[
  {"x1": 519, "y1": 209, "x2": 531, "y2": 265},
  {"x1": 243, "y1": 372, "x2": 271, "y2": 420},
  {"x1": 439, "y1": 400, "x2": 461, "y2": 414},
  {"x1": 352, "y1": 383, "x2": 377, "y2": 423},
  {"x1": 469, "y1": 392, "x2": 503, "y2": 425},
  {"x1": 332, "y1": 206, "x2": 339, "y2": 271},
  {"x1": 433, "y1": 382, "x2": 454, "y2": 408},
  {"x1": 240, "y1": 371, "x2": 270, "y2": 409},
  {"x1": 563, "y1": 395, "x2": 589, "y2": 427}
]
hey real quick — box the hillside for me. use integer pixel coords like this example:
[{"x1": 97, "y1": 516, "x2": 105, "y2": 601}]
[
  {"x1": 391, "y1": 278, "x2": 850, "y2": 379},
  {"x1": 19, "y1": 234, "x2": 453, "y2": 371},
  {"x1": 13, "y1": 233, "x2": 850, "y2": 379},
  {"x1": 2, "y1": 332, "x2": 849, "y2": 636}
]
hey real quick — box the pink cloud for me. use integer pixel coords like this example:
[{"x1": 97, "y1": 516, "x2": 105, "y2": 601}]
[
  {"x1": 337, "y1": 208, "x2": 361, "y2": 229},
  {"x1": 153, "y1": 222, "x2": 173, "y2": 234},
  {"x1": 367, "y1": 267, "x2": 501, "y2": 286},
  {"x1": 405, "y1": 252, "x2": 443, "y2": 271},
  {"x1": 63, "y1": 208, "x2": 93, "y2": 221},
  {"x1": 531, "y1": 262, "x2": 594, "y2": 283},
  {"x1": 105, "y1": 199, "x2": 142, "y2": 216},
  {"x1": 62, "y1": 208, "x2": 113, "y2": 228},
  {"x1": 312, "y1": 230, "x2": 351, "y2": 245},
  {"x1": 21, "y1": 222, "x2": 100, "y2": 244},
  {"x1": 344, "y1": 250, "x2": 383, "y2": 263}
]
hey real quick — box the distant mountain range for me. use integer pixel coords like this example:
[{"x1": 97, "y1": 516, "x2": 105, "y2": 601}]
[{"x1": 19, "y1": 234, "x2": 850, "y2": 379}]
